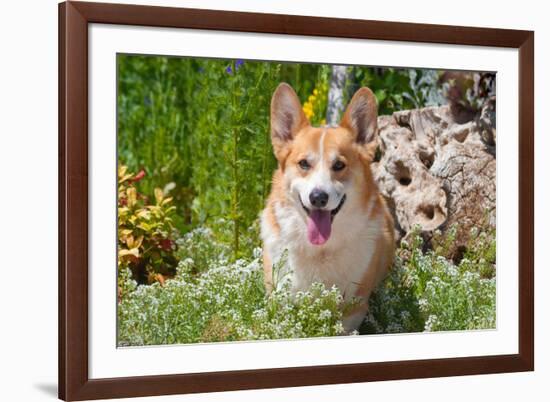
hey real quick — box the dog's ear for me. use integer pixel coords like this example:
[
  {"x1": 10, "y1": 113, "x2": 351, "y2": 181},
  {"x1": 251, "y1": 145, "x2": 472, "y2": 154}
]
[
  {"x1": 340, "y1": 87, "x2": 378, "y2": 145},
  {"x1": 271, "y1": 83, "x2": 309, "y2": 160}
]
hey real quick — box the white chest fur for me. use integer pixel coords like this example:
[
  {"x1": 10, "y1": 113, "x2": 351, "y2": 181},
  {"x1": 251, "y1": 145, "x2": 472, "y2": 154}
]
[{"x1": 261, "y1": 199, "x2": 380, "y2": 300}]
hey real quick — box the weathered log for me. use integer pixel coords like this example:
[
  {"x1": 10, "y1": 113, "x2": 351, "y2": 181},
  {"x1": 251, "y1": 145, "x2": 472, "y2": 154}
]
[{"x1": 372, "y1": 103, "x2": 496, "y2": 244}]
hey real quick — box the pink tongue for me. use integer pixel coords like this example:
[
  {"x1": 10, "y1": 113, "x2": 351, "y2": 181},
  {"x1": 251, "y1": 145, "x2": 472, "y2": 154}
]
[{"x1": 307, "y1": 209, "x2": 332, "y2": 245}]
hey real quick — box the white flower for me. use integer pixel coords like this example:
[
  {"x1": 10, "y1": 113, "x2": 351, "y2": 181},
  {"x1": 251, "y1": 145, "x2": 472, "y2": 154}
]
[{"x1": 424, "y1": 314, "x2": 439, "y2": 332}]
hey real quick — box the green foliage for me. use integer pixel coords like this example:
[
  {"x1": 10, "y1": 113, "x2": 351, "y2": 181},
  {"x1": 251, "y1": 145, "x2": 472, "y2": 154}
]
[
  {"x1": 117, "y1": 56, "x2": 446, "y2": 253},
  {"x1": 118, "y1": 165, "x2": 178, "y2": 285},
  {"x1": 355, "y1": 68, "x2": 443, "y2": 115},
  {"x1": 301, "y1": 67, "x2": 330, "y2": 125},
  {"x1": 362, "y1": 226, "x2": 496, "y2": 334},
  {"x1": 175, "y1": 218, "x2": 261, "y2": 275},
  {"x1": 440, "y1": 71, "x2": 495, "y2": 119},
  {"x1": 117, "y1": 56, "x2": 192, "y2": 226},
  {"x1": 118, "y1": 228, "x2": 348, "y2": 346},
  {"x1": 462, "y1": 226, "x2": 496, "y2": 279},
  {"x1": 118, "y1": 221, "x2": 497, "y2": 345},
  {"x1": 116, "y1": 55, "x2": 496, "y2": 344},
  {"x1": 432, "y1": 223, "x2": 496, "y2": 279}
]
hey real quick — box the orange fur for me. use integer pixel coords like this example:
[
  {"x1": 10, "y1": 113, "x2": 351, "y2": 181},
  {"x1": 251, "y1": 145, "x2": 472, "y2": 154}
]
[{"x1": 261, "y1": 83, "x2": 395, "y2": 332}]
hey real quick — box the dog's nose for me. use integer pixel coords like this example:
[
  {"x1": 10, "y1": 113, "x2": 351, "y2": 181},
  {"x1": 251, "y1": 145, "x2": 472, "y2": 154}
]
[{"x1": 309, "y1": 189, "x2": 329, "y2": 208}]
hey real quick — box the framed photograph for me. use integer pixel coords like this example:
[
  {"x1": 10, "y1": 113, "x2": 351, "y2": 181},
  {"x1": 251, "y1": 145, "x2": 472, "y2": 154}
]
[{"x1": 59, "y1": 1, "x2": 534, "y2": 400}]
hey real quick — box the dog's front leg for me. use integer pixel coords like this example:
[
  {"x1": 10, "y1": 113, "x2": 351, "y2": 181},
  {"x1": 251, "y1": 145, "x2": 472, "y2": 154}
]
[{"x1": 262, "y1": 248, "x2": 274, "y2": 293}]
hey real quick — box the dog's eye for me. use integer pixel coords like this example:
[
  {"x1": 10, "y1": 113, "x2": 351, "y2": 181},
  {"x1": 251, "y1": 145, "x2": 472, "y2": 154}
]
[
  {"x1": 332, "y1": 160, "x2": 346, "y2": 171},
  {"x1": 298, "y1": 159, "x2": 311, "y2": 170}
]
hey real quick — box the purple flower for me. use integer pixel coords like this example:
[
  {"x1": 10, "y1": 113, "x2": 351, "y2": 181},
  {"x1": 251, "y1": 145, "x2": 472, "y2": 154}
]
[{"x1": 226, "y1": 60, "x2": 244, "y2": 75}]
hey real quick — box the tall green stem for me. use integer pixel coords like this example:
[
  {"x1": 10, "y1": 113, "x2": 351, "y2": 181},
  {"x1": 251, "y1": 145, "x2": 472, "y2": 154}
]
[{"x1": 231, "y1": 61, "x2": 240, "y2": 260}]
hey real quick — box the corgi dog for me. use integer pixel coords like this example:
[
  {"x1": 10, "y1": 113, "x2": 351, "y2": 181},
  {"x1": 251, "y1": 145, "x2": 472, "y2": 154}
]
[{"x1": 260, "y1": 83, "x2": 395, "y2": 331}]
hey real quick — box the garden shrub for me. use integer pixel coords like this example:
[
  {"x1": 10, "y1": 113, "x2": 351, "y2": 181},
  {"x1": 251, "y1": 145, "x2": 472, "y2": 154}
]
[
  {"x1": 118, "y1": 232, "x2": 348, "y2": 346},
  {"x1": 118, "y1": 165, "x2": 179, "y2": 285},
  {"x1": 118, "y1": 222, "x2": 497, "y2": 345},
  {"x1": 362, "y1": 226, "x2": 496, "y2": 334},
  {"x1": 354, "y1": 68, "x2": 444, "y2": 115}
]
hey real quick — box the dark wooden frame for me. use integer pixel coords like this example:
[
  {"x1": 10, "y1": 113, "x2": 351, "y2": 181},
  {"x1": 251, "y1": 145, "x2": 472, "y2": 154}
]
[{"x1": 59, "y1": 1, "x2": 534, "y2": 400}]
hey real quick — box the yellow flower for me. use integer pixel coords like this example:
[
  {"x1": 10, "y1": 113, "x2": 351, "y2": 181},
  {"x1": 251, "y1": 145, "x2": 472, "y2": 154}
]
[
  {"x1": 303, "y1": 102, "x2": 314, "y2": 119},
  {"x1": 302, "y1": 84, "x2": 328, "y2": 121}
]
